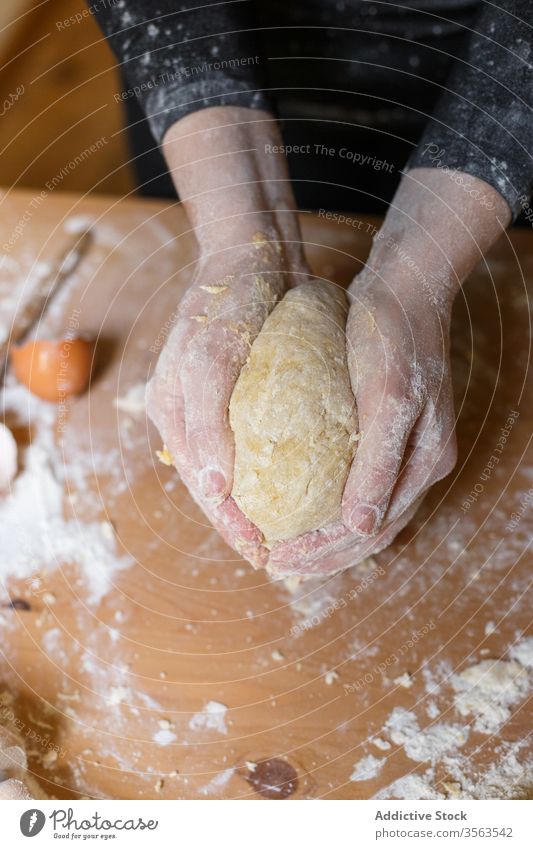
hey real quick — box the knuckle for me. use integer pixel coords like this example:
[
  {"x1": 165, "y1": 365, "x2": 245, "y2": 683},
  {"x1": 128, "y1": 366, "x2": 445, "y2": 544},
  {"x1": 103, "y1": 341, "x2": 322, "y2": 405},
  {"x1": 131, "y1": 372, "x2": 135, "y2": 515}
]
[
  {"x1": 144, "y1": 374, "x2": 165, "y2": 409},
  {"x1": 438, "y1": 439, "x2": 458, "y2": 477},
  {"x1": 186, "y1": 424, "x2": 210, "y2": 448},
  {"x1": 424, "y1": 440, "x2": 457, "y2": 484}
]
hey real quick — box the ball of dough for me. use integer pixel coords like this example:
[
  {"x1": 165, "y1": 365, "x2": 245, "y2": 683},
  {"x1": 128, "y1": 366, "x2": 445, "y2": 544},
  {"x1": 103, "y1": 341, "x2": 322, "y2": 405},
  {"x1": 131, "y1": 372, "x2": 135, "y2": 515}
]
[{"x1": 229, "y1": 280, "x2": 358, "y2": 545}]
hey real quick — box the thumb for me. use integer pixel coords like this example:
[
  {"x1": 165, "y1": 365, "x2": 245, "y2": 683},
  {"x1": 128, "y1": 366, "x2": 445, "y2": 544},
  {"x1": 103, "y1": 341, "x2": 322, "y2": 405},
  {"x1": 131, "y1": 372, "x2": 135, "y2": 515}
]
[{"x1": 342, "y1": 394, "x2": 418, "y2": 536}]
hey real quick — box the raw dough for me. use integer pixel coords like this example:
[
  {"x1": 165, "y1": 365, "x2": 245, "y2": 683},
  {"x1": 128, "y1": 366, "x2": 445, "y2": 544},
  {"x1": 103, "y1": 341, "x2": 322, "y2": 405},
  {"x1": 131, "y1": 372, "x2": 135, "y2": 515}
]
[{"x1": 229, "y1": 280, "x2": 358, "y2": 544}]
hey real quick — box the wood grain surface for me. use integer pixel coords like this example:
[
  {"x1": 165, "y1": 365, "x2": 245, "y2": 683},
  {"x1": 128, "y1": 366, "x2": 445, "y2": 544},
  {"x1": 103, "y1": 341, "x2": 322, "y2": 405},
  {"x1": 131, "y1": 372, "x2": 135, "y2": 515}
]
[
  {"x1": 0, "y1": 189, "x2": 531, "y2": 800},
  {"x1": 0, "y1": 1, "x2": 134, "y2": 196}
]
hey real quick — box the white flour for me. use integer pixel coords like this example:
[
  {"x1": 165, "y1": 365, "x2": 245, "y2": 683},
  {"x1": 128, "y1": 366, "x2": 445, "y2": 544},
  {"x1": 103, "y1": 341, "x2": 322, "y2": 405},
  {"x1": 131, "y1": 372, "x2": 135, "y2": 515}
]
[
  {"x1": 374, "y1": 638, "x2": 533, "y2": 799},
  {"x1": 378, "y1": 739, "x2": 532, "y2": 801},
  {"x1": 350, "y1": 754, "x2": 384, "y2": 782},
  {"x1": 112, "y1": 382, "x2": 146, "y2": 416},
  {"x1": 153, "y1": 728, "x2": 177, "y2": 747},
  {"x1": 384, "y1": 707, "x2": 469, "y2": 763},
  {"x1": 199, "y1": 767, "x2": 234, "y2": 796},
  {"x1": 0, "y1": 382, "x2": 132, "y2": 605},
  {"x1": 189, "y1": 701, "x2": 228, "y2": 735},
  {"x1": 509, "y1": 637, "x2": 533, "y2": 668},
  {"x1": 375, "y1": 772, "x2": 443, "y2": 800}
]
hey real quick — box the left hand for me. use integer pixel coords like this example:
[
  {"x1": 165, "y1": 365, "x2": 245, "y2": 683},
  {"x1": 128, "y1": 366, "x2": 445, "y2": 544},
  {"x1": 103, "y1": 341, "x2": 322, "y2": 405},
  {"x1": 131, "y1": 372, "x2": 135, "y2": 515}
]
[
  {"x1": 342, "y1": 267, "x2": 457, "y2": 536},
  {"x1": 146, "y1": 242, "x2": 307, "y2": 569},
  {"x1": 267, "y1": 166, "x2": 511, "y2": 577},
  {"x1": 267, "y1": 267, "x2": 457, "y2": 577}
]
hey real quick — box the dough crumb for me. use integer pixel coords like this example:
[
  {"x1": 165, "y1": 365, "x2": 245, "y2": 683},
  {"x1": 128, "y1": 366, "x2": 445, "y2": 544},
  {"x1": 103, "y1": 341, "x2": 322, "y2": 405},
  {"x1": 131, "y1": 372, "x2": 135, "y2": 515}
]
[
  {"x1": 200, "y1": 285, "x2": 228, "y2": 294},
  {"x1": 371, "y1": 737, "x2": 391, "y2": 751},
  {"x1": 156, "y1": 446, "x2": 173, "y2": 466},
  {"x1": 393, "y1": 672, "x2": 413, "y2": 688}
]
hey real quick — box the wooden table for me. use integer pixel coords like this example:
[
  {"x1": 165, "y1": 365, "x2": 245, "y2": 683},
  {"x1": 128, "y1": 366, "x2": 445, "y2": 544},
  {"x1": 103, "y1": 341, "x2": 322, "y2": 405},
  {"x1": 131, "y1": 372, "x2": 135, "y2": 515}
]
[{"x1": 0, "y1": 189, "x2": 531, "y2": 800}]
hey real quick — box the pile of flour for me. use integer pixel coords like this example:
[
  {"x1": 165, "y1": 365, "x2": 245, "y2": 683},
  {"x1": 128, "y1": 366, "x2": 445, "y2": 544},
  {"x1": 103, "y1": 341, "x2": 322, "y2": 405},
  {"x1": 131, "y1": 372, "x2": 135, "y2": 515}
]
[
  {"x1": 371, "y1": 638, "x2": 533, "y2": 800},
  {"x1": 0, "y1": 381, "x2": 132, "y2": 606}
]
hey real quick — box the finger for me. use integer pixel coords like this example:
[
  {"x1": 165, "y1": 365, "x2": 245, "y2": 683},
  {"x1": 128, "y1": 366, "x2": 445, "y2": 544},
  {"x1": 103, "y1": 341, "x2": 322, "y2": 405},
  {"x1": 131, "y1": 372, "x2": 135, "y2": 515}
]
[
  {"x1": 267, "y1": 506, "x2": 397, "y2": 576},
  {"x1": 154, "y1": 429, "x2": 269, "y2": 569},
  {"x1": 386, "y1": 405, "x2": 457, "y2": 524},
  {"x1": 145, "y1": 309, "x2": 191, "y2": 442},
  {"x1": 150, "y1": 384, "x2": 269, "y2": 568},
  {"x1": 179, "y1": 295, "x2": 266, "y2": 500},
  {"x1": 267, "y1": 388, "x2": 421, "y2": 564},
  {"x1": 149, "y1": 309, "x2": 241, "y2": 498},
  {"x1": 268, "y1": 520, "x2": 350, "y2": 565},
  {"x1": 146, "y1": 326, "x2": 268, "y2": 567},
  {"x1": 145, "y1": 359, "x2": 188, "y2": 468},
  {"x1": 212, "y1": 495, "x2": 269, "y2": 568},
  {"x1": 342, "y1": 392, "x2": 420, "y2": 537},
  {"x1": 268, "y1": 498, "x2": 422, "y2": 578},
  {"x1": 181, "y1": 336, "x2": 239, "y2": 500}
]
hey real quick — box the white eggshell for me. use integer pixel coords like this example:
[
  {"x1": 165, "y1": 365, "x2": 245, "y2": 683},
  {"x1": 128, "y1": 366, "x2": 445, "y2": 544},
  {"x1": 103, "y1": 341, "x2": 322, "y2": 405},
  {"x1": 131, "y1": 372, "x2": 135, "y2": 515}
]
[{"x1": 0, "y1": 423, "x2": 17, "y2": 489}]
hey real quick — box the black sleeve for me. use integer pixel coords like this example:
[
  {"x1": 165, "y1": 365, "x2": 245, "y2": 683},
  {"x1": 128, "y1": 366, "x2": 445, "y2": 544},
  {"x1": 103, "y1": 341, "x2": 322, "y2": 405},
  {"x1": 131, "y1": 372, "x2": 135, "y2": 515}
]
[
  {"x1": 408, "y1": 0, "x2": 533, "y2": 219},
  {"x1": 92, "y1": 1, "x2": 272, "y2": 143}
]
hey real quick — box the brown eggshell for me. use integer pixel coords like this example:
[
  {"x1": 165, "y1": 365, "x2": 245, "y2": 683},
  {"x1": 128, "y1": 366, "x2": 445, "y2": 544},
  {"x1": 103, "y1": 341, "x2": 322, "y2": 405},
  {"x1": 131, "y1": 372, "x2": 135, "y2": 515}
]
[{"x1": 10, "y1": 337, "x2": 96, "y2": 402}]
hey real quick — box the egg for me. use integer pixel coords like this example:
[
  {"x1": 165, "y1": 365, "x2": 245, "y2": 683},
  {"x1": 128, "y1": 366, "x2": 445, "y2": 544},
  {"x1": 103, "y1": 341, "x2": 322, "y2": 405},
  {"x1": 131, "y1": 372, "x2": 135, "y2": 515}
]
[
  {"x1": 10, "y1": 337, "x2": 96, "y2": 402},
  {"x1": 0, "y1": 422, "x2": 17, "y2": 489}
]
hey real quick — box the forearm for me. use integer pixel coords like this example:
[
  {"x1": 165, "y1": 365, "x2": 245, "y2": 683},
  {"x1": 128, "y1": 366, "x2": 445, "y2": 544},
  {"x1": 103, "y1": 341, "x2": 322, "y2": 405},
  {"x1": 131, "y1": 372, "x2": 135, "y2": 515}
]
[
  {"x1": 363, "y1": 167, "x2": 512, "y2": 302},
  {"x1": 162, "y1": 106, "x2": 304, "y2": 261},
  {"x1": 92, "y1": 2, "x2": 271, "y2": 144},
  {"x1": 149, "y1": 117, "x2": 305, "y2": 567},
  {"x1": 408, "y1": 1, "x2": 533, "y2": 220}
]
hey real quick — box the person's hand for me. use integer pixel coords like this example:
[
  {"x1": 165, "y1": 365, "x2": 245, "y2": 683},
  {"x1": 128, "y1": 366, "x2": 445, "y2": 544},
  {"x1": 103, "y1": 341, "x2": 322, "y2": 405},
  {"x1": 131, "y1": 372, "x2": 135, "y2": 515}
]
[
  {"x1": 267, "y1": 495, "x2": 424, "y2": 578},
  {"x1": 146, "y1": 106, "x2": 308, "y2": 566},
  {"x1": 266, "y1": 271, "x2": 454, "y2": 577},
  {"x1": 147, "y1": 240, "x2": 308, "y2": 567},
  {"x1": 268, "y1": 167, "x2": 511, "y2": 577}
]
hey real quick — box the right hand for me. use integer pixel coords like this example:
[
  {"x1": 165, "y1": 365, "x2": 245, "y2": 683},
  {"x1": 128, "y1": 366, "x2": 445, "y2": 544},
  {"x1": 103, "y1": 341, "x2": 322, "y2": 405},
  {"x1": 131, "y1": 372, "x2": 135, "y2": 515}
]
[
  {"x1": 149, "y1": 107, "x2": 308, "y2": 565},
  {"x1": 146, "y1": 241, "x2": 308, "y2": 567}
]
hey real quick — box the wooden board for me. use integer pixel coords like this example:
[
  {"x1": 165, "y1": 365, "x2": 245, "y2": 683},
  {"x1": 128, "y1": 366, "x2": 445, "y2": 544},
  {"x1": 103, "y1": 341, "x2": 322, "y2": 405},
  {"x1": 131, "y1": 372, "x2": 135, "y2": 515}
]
[
  {"x1": 0, "y1": 1, "x2": 134, "y2": 196},
  {"x1": 0, "y1": 189, "x2": 531, "y2": 800}
]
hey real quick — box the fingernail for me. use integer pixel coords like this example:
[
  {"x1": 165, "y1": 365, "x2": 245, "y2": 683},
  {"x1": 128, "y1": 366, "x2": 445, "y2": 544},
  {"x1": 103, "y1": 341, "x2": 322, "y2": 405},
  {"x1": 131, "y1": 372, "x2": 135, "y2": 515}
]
[
  {"x1": 349, "y1": 504, "x2": 379, "y2": 536},
  {"x1": 198, "y1": 466, "x2": 227, "y2": 500}
]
